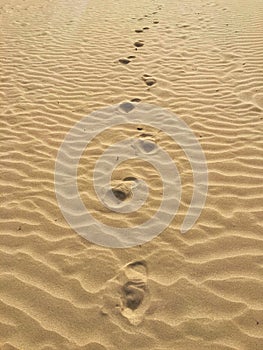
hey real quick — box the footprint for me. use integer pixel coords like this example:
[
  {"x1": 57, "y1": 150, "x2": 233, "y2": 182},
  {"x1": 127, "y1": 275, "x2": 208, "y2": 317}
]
[
  {"x1": 135, "y1": 28, "x2": 149, "y2": 33},
  {"x1": 122, "y1": 280, "x2": 145, "y2": 310},
  {"x1": 120, "y1": 261, "x2": 150, "y2": 325},
  {"x1": 119, "y1": 101, "x2": 135, "y2": 113},
  {"x1": 153, "y1": 20, "x2": 159, "y2": 24},
  {"x1": 134, "y1": 41, "x2": 144, "y2": 48},
  {"x1": 111, "y1": 184, "x2": 132, "y2": 201},
  {"x1": 119, "y1": 56, "x2": 136, "y2": 65},
  {"x1": 101, "y1": 261, "x2": 150, "y2": 326},
  {"x1": 131, "y1": 98, "x2": 141, "y2": 103},
  {"x1": 135, "y1": 136, "x2": 157, "y2": 154},
  {"x1": 119, "y1": 58, "x2": 130, "y2": 65},
  {"x1": 145, "y1": 79, "x2": 156, "y2": 86},
  {"x1": 142, "y1": 74, "x2": 157, "y2": 87}
]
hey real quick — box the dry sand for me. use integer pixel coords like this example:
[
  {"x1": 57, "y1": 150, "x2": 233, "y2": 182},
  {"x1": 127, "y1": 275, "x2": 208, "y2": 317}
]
[{"x1": 1, "y1": 0, "x2": 263, "y2": 349}]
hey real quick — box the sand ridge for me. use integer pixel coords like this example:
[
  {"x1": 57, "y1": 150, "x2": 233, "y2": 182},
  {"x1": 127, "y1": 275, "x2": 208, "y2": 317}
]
[{"x1": 1, "y1": 0, "x2": 263, "y2": 349}]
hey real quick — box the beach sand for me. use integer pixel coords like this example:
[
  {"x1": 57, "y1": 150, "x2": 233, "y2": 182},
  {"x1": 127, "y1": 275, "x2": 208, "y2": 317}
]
[{"x1": 0, "y1": 0, "x2": 263, "y2": 349}]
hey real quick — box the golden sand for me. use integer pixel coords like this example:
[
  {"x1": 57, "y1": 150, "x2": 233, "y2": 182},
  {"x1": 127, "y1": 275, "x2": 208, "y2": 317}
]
[{"x1": 0, "y1": 0, "x2": 263, "y2": 349}]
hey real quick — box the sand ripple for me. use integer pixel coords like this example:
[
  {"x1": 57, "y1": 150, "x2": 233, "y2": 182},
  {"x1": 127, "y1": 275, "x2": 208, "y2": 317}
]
[{"x1": 0, "y1": 0, "x2": 263, "y2": 349}]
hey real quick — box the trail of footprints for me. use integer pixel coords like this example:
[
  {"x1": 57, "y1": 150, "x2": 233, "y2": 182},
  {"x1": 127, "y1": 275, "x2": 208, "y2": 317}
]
[
  {"x1": 106, "y1": 7, "x2": 162, "y2": 323},
  {"x1": 118, "y1": 4, "x2": 163, "y2": 92},
  {"x1": 107, "y1": 8, "x2": 162, "y2": 322}
]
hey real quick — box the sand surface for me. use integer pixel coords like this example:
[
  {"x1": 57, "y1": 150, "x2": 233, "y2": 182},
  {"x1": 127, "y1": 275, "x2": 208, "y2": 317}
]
[{"x1": 1, "y1": 0, "x2": 263, "y2": 349}]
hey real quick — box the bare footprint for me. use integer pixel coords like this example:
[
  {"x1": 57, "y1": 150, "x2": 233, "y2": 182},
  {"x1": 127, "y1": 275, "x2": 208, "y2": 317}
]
[
  {"x1": 134, "y1": 133, "x2": 157, "y2": 154},
  {"x1": 101, "y1": 261, "x2": 150, "y2": 326},
  {"x1": 120, "y1": 261, "x2": 150, "y2": 325},
  {"x1": 142, "y1": 74, "x2": 157, "y2": 87},
  {"x1": 134, "y1": 41, "x2": 144, "y2": 48},
  {"x1": 119, "y1": 58, "x2": 130, "y2": 65},
  {"x1": 119, "y1": 56, "x2": 136, "y2": 65},
  {"x1": 135, "y1": 28, "x2": 149, "y2": 33},
  {"x1": 131, "y1": 98, "x2": 141, "y2": 103}
]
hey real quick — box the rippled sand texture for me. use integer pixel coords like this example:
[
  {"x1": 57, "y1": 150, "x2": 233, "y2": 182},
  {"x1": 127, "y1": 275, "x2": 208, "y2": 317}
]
[{"x1": 1, "y1": 0, "x2": 263, "y2": 349}]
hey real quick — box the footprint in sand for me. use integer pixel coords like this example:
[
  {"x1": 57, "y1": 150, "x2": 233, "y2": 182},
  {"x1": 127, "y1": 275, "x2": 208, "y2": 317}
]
[
  {"x1": 136, "y1": 133, "x2": 157, "y2": 154},
  {"x1": 134, "y1": 40, "x2": 144, "y2": 48},
  {"x1": 135, "y1": 27, "x2": 149, "y2": 33},
  {"x1": 131, "y1": 98, "x2": 141, "y2": 103},
  {"x1": 120, "y1": 261, "x2": 150, "y2": 325},
  {"x1": 119, "y1": 56, "x2": 136, "y2": 65},
  {"x1": 119, "y1": 58, "x2": 130, "y2": 65},
  {"x1": 101, "y1": 261, "x2": 150, "y2": 326},
  {"x1": 142, "y1": 74, "x2": 157, "y2": 87}
]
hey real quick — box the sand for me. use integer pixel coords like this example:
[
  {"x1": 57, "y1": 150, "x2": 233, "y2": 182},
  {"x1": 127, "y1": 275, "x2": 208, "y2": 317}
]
[{"x1": 0, "y1": 0, "x2": 263, "y2": 349}]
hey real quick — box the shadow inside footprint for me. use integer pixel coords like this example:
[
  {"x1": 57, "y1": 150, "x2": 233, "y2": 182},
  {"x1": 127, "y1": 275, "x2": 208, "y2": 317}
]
[
  {"x1": 122, "y1": 280, "x2": 146, "y2": 310},
  {"x1": 130, "y1": 98, "x2": 141, "y2": 103},
  {"x1": 119, "y1": 102, "x2": 135, "y2": 113},
  {"x1": 112, "y1": 189, "x2": 127, "y2": 201},
  {"x1": 134, "y1": 41, "x2": 144, "y2": 48},
  {"x1": 142, "y1": 75, "x2": 157, "y2": 87},
  {"x1": 119, "y1": 58, "x2": 130, "y2": 65}
]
